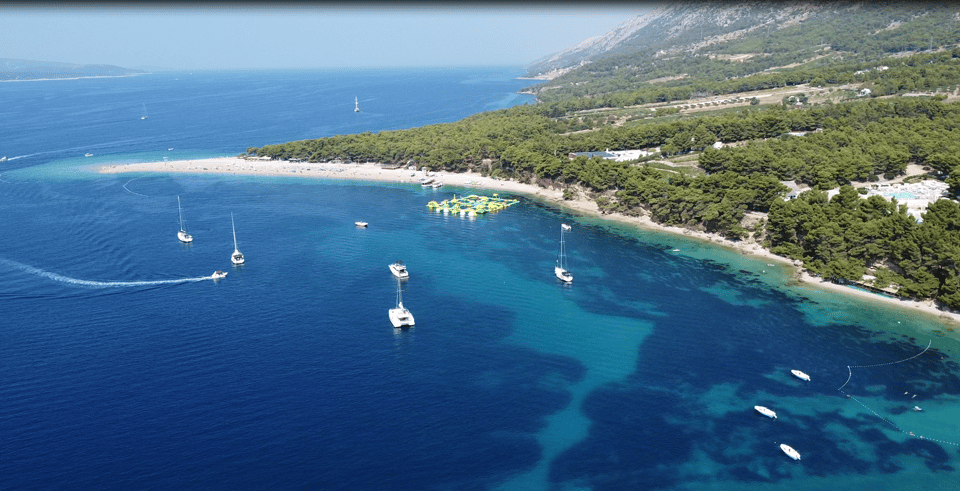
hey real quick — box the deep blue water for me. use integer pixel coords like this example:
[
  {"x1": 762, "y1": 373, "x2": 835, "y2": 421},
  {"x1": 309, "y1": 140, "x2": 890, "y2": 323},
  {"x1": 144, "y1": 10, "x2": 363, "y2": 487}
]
[{"x1": 1, "y1": 69, "x2": 960, "y2": 491}]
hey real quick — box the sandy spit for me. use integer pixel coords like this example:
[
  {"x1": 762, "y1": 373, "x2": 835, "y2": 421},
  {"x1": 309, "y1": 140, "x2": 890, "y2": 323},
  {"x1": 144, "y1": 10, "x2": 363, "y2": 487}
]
[{"x1": 98, "y1": 157, "x2": 960, "y2": 327}]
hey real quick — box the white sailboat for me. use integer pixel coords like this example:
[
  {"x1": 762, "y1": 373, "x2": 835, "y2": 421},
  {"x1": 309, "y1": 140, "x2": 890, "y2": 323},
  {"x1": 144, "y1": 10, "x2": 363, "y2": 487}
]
[
  {"x1": 177, "y1": 196, "x2": 193, "y2": 243},
  {"x1": 754, "y1": 405, "x2": 777, "y2": 419},
  {"x1": 791, "y1": 369, "x2": 810, "y2": 382},
  {"x1": 354, "y1": 96, "x2": 360, "y2": 113},
  {"x1": 230, "y1": 213, "x2": 244, "y2": 264},
  {"x1": 555, "y1": 223, "x2": 573, "y2": 283},
  {"x1": 141, "y1": 103, "x2": 148, "y2": 120},
  {"x1": 388, "y1": 278, "x2": 414, "y2": 327}
]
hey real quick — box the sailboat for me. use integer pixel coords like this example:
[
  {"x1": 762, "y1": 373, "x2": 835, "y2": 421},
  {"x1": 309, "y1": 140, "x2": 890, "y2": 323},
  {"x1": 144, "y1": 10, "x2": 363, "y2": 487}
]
[
  {"x1": 177, "y1": 196, "x2": 193, "y2": 243},
  {"x1": 141, "y1": 103, "x2": 148, "y2": 120},
  {"x1": 230, "y1": 213, "x2": 244, "y2": 264},
  {"x1": 388, "y1": 278, "x2": 415, "y2": 327},
  {"x1": 555, "y1": 223, "x2": 573, "y2": 283},
  {"x1": 354, "y1": 96, "x2": 360, "y2": 113}
]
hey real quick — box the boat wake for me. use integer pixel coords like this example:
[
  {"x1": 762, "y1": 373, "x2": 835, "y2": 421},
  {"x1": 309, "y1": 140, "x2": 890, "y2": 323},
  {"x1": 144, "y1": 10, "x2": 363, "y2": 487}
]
[
  {"x1": 0, "y1": 257, "x2": 213, "y2": 289},
  {"x1": 122, "y1": 178, "x2": 150, "y2": 197}
]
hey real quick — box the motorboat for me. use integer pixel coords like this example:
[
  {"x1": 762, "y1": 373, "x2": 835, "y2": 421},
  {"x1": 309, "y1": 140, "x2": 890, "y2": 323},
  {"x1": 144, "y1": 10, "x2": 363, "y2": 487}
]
[
  {"x1": 211, "y1": 270, "x2": 227, "y2": 280},
  {"x1": 791, "y1": 369, "x2": 811, "y2": 382},
  {"x1": 230, "y1": 213, "x2": 244, "y2": 265},
  {"x1": 754, "y1": 405, "x2": 777, "y2": 419},
  {"x1": 85, "y1": 153, "x2": 93, "y2": 157},
  {"x1": 354, "y1": 96, "x2": 360, "y2": 113},
  {"x1": 420, "y1": 177, "x2": 435, "y2": 186},
  {"x1": 780, "y1": 443, "x2": 801, "y2": 461},
  {"x1": 177, "y1": 196, "x2": 193, "y2": 243},
  {"x1": 388, "y1": 278, "x2": 414, "y2": 328},
  {"x1": 555, "y1": 223, "x2": 573, "y2": 283},
  {"x1": 355, "y1": 221, "x2": 368, "y2": 227},
  {"x1": 389, "y1": 260, "x2": 409, "y2": 279},
  {"x1": 431, "y1": 181, "x2": 443, "y2": 188},
  {"x1": 913, "y1": 406, "x2": 923, "y2": 411}
]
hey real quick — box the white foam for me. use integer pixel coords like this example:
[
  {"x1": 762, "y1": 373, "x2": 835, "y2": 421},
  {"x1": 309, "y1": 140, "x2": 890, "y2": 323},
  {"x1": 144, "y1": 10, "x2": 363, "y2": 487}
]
[{"x1": 0, "y1": 258, "x2": 211, "y2": 288}]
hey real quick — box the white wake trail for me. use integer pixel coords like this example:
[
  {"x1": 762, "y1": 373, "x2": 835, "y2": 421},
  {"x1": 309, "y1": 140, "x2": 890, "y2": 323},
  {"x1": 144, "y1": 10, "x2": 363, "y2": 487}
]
[{"x1": 0, "y1": 258, "x2": 213, "y2": 288}]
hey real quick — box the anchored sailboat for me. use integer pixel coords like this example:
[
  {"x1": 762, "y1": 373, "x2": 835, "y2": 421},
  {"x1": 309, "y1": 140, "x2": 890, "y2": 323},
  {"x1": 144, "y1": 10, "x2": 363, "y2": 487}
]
[
  {"x1": 230, "y1": 213, "x2": 244, "y2": 264},
  {"x1": 389, "y1": 277, "x2": 414, "y2": 327},
  {"x1": 177, "y1": 196, "x2": 193, "y2": 243},
  {"x1": 555, "y1": 223, "x2": 573, "y2": 283}
]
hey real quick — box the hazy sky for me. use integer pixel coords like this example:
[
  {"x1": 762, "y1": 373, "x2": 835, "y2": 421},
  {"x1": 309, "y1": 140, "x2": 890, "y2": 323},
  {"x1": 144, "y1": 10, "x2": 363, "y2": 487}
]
[{"x1": 0, "y1": 4, "x2": 654, "y2": 70}]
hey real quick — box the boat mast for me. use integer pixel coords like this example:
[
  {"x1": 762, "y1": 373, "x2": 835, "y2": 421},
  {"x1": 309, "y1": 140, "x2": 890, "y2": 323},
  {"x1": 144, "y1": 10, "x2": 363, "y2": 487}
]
[
  {"x1": 231, "y1": 212, "x2": 239, "y2": 251},
  {"x1": 178, "y1": 196, "x2": 186, "y2": 232}
]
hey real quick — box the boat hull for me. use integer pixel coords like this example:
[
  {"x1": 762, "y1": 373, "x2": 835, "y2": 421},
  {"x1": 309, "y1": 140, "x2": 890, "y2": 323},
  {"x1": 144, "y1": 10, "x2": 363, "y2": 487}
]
[
  {"x1": 231, "y1": 251, "x2": 244, "y2": 265},
  {"x1": 555, "y1": 266, "x2": 573, "y2": 283},
  {"x1": 389, "y1": 308, "x2": 415, "y2": 328},
  {"x1": 178, "y1": 231, "x2": 193, "y2": 243},
  {"x1": 754, "y1": 405, "x2": 777, "y2": 418},
  {"x1": 791, "y1": 369, "x2": 810, "y2": 381},
  {"x1": 389, "y1": 263, "x2": 409, "y2": 279},
  {"x1": 780, "y1": 443, "x2": 801, "y2": 460}
]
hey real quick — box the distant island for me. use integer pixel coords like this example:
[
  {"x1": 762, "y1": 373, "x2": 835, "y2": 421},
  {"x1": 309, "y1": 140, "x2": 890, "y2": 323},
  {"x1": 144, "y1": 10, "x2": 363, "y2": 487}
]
[{"x1": 0, "y1": 57, "x2": 146, "y2": 81}]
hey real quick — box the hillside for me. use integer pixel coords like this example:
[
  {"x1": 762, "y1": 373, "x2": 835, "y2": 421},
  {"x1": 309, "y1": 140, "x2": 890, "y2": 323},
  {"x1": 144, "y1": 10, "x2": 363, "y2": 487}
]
[
  {"x1": 0, "y1": 58, "x2": 145, "y2": 81},
  {"x1": 526, "y1": 3, "x2": 960, "y2": 101}
]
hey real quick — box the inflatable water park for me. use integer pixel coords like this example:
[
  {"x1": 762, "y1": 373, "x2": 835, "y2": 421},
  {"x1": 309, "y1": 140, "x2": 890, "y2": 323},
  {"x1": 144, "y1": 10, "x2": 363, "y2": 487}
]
[{"x1": 427, "y1": 194, "x2": 519, "y2": 217}]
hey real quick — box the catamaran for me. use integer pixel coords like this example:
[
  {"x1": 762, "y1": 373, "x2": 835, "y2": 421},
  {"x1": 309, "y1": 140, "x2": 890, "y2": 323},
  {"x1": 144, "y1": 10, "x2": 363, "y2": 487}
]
[
  {"x1": 230, "y1": 213, "x2": 244, "y2": 265},
  {"x1": 388, "y1": 278, "x2": 414, "y2": 327},
  {"x1": 177, "y1": 196, "x2": 193, "y2": 243},
  {"x1": 555, "y1": 223, "x2": 573, "y2": 283}
]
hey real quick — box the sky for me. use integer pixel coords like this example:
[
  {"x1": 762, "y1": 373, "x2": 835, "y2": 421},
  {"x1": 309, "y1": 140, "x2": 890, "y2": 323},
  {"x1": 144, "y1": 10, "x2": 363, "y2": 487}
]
[{"x1": 0, "y1": 4, "x2": 656, "y2": 70}]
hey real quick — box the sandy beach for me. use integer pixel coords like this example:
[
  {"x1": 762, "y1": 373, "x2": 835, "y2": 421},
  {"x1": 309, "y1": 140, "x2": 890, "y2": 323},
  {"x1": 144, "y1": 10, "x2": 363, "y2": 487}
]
[{"x1": 99, "y1": 157, "x2": 960, "y2": 327}]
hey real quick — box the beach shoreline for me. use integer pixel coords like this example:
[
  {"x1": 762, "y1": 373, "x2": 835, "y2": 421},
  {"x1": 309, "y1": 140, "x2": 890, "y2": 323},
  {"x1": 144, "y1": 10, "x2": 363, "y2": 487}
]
[{"x1": 98, "y1": 157, "x2": 960, "y2": 327}]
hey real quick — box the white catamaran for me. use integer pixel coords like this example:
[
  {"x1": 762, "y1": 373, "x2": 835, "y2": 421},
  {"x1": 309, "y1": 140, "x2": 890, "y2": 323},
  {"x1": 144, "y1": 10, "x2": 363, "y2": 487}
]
[
  {"x1": 555, "y1": 223, "x2": 573, "y2": 283},
  {"x1": 230, "y1": 213, "x2": 244, "y2": 265},
  {"x1": 177, "y1": 196, "x2": 193, "y2": 243},
  {"x1": 389, "y1": 278, "x2": 414, "y2": 328}
]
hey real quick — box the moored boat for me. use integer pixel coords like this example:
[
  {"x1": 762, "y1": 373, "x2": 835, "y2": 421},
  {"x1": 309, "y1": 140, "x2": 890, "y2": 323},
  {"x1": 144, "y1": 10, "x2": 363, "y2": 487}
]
[
  {"x1": 389, "y1": 260, "x2": 409, "y2": 279},
  {"x1": 388, "y1": 278, "x2": 414, "y2": 328},
  {"x1": 555, "y1": 223, "x2": 573, "y2": 283},
  {"x1": 780, "y1": 443, "x2": 801, "y2": 460},
  {"x1": 355, "y1": 221, "x2": 368, "y2": 227},
  {"x1": 791, "y1": 369, "x2": 811, "y2": 382},
  {"x1": 754, "y1": 405, "x2": 777, "y2": 419}
]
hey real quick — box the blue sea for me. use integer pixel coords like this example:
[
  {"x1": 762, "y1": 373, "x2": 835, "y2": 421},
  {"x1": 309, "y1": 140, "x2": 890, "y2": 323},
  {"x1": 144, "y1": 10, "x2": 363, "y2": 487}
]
[{"x1": 1, "y1": 68, "x2": 959, "y2": 491}]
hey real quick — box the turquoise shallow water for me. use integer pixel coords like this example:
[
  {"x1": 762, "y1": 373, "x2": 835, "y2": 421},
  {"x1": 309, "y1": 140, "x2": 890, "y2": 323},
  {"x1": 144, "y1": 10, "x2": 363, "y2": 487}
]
[{"x1": 1, "y1": 69, "x2": 959, "y2": 490}]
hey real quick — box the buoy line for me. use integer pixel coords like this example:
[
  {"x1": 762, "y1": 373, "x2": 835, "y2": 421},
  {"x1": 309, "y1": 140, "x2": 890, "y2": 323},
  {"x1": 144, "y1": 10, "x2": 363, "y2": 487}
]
[{"x1": 837, "y1": 340, "x2": 959, "y2": 446}]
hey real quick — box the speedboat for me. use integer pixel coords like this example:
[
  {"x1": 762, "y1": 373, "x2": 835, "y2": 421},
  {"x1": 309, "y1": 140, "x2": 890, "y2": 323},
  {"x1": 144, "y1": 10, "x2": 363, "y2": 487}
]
[
  {"x1": 754, "y1": 405, "x2": 777, "y2": 419},
  {"x1": 355, "y1": 221, "x2": 368, "y2": 227},
  {"x1": 85, "y1": 153, "x2": 93, "y2": 157},
  {"x1": 913, "y1": 406, "x2": 923, "y2": 411},
  {"x1": 791, "y1": 369, "x2": 811, "y2": 382},
  {"x1": 389, "y1": 260, "x2": 409, "y2": 279},
  {"x1": 211, "y1": 270, "x2": 227, "y2": 280},
  {"x1": 780, "y1": 443, "x2": 801, "y2": 461}
]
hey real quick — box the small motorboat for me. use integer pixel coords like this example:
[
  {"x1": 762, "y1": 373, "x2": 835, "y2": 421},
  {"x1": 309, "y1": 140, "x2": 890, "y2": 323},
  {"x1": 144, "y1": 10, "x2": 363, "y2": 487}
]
[
  {"x1": 211, "y1": 270, "x2": 227, "y2": 280},
  {"x1": 389, "y1": 260, "x2": 409, "y2": 279},
  {"x1": 780, "y1": 443, "x2": 801, "y2": 460},
  {"x1": 754, "y1": 405, "x2": 777, "y2": 419},
  {"x1": 913, "y1": 406, "x2": 923, "y2": 412},
  {"x1": 355, "y1": 221, "x2": 368, "y2": 227},
  {"x1": 85, "y1": 153, "x2": 93, "y2": 157},
  {"x1": 791, "y1": 369, "x2": 811, "y2": 382}
]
